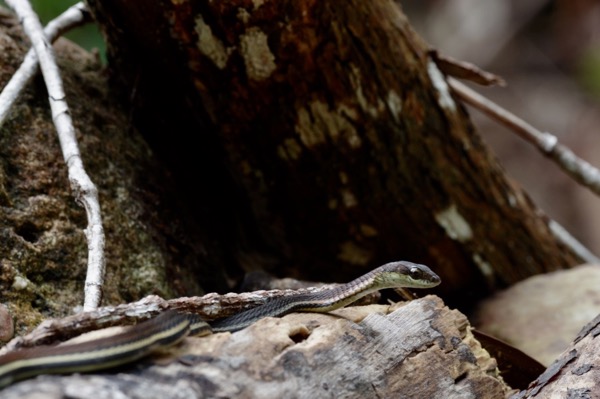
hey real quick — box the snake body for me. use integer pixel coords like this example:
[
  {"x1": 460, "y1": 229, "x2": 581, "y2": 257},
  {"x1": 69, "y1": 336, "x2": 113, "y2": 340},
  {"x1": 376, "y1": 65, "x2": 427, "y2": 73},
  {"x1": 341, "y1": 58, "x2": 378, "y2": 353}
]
[
  {"x1": 0, "y1": 261, "x2": 440, "y2": 389},
  {"x1": 211, "y1": 260, "x2": 440, "y2": 332},
  {"x1": 0, "y1": 310, "x2": 192, "y2": 389}
]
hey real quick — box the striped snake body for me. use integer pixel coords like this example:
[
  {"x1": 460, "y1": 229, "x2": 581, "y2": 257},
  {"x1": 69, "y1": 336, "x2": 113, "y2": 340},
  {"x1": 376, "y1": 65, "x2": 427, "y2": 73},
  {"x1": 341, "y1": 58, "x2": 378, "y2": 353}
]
[
  {"x1": 211, "y1": 260, "x2": 440, "y2": 332},
  {"x1": 0, "y1": 261, "x2": 440, "y2": 389}
]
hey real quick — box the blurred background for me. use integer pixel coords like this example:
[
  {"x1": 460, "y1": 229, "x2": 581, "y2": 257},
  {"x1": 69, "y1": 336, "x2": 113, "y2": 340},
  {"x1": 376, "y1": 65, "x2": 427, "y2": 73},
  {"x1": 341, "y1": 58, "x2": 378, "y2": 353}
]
[
  {"x1": 1, "y1": 0, "x2": 599, "y2": 256},
  {"x1": 404, "y1": 0, "x2": 600, "y2": 256}
]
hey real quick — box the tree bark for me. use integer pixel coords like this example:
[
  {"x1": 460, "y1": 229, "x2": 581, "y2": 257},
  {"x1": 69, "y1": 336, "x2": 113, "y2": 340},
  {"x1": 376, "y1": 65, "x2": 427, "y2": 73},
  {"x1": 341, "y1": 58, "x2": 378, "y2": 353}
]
[
  {"x1": 84, "y1": 0, "x2": 580, "y2": 306},
  {"x1": 511, "y1": 313, "x2": 600, "y2": 398},
  {"x1": 0, "y1": 296, "x2": 511, "y2": 398}
]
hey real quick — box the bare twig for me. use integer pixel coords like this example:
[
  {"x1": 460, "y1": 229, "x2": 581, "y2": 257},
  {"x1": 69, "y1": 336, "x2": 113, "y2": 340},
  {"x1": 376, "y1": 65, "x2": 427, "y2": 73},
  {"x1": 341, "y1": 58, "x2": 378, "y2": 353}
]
[
  {"x1": 449, "y1": 78, "x2": 600, "y2": 196},
  {"x1": 548, "y1": 220, "x2": 600, "y2": 263},
  {"x1": 430, "y1": 51, "x2": 505, "y2": 87},
  {"x1": 4, "y1": 0, "x2": 105, "y2": 311},
  {"x1": 0, "y1": 2, "x2": 91, "y2": 126},
  {"x1": 449, "y1": 77, "x2": 600, "y2": 262}
]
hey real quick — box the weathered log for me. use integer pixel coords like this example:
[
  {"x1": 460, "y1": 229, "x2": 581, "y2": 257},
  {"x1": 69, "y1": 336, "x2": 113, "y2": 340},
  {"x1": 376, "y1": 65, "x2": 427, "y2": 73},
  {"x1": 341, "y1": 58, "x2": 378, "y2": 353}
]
[
  {"x1": 511, "y1": 311, "x2": 600, "y2": 398},
  {"x1": 0, "y1": 296, "x2": 510, "y2": 398}
]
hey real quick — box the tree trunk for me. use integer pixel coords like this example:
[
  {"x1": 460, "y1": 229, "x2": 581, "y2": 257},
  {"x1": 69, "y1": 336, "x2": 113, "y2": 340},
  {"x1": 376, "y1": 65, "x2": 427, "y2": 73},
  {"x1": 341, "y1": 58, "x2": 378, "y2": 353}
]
[{"x1": 84, "y1": 0, "x2": 580, "y2": 306}]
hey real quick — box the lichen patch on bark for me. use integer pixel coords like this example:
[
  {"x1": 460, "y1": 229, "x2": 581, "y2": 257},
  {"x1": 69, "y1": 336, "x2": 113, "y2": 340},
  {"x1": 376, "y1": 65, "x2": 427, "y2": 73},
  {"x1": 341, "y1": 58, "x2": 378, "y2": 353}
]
[
  {"x1": 239, "y1": 27, "x2": 277, "y2": 81},
  {"x1": 276, "y1": 138, "x2": 303, "y2": 161},
  {"x1": 252, "y1": 0, "x2": 266, "y2": 9},
  {"x1": 472, "y1": 253, "x2": 495, "y2": 284},
  {"x1": 194, "y1": 15, "x2": 232, "y2": 70},
  {"x1": 349, "y1": 64, "x2": 385, "y2": 118},
  {"x1": 294, "y1": 100, "x2": 362, "y2": 149},
  {"x1": 386, "y1": 90, "x2": 403, "y2": 122},
  {"x1": 435, "y1": 204, "x2": 473, "y2": 242},
  {"x1": 340, "y1": 189, "x2": 357, "y2": 208}
]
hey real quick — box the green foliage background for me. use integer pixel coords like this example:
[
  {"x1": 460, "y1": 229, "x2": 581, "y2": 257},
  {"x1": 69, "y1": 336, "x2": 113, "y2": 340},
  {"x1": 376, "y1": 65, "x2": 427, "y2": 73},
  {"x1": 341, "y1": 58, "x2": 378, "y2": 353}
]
[{"x1": 0, "y1": 0, "x2": 105, "y2": 61}]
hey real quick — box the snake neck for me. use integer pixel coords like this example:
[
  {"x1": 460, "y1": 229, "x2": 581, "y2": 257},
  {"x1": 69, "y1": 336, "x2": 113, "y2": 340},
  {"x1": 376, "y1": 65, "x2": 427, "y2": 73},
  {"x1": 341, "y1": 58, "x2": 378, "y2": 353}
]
[{"x1": 210, "y1": 271, "x2": 381, "y2": 333}]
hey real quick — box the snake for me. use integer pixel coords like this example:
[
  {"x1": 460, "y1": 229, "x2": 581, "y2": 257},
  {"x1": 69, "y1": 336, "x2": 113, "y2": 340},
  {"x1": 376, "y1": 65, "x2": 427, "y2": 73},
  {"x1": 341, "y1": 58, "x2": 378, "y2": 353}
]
[{"x1": 0, "y1": 261, "x2": 440, "y2": 389}]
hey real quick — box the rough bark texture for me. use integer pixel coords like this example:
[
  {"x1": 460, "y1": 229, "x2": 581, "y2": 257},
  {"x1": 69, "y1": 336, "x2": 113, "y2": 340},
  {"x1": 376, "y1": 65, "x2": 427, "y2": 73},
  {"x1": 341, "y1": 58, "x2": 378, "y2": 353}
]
[
  {"x1": 84, "y1": 0, "x2": 580, "y2": 307},
  {"x1": 0, "y1": 296, "x2": 512, "y2": 398},
  {"x1": 512, "y1": 313, "x2": 600, "y2": 398},
  {"x1": 0, "y1": 8, "x2": 225, "y2": 333}
]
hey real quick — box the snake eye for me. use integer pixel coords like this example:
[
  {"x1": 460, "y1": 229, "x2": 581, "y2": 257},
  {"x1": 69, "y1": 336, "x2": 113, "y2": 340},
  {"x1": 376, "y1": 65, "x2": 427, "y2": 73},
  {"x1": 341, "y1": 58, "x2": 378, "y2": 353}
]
[{"x1": 409, "y1": 267, "x2": 422, "y2": 280}]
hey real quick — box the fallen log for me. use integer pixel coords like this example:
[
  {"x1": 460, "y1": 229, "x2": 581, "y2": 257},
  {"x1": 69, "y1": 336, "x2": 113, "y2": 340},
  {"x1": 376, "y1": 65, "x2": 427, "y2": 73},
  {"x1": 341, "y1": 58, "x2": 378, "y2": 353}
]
[
  {"x1": 512, "y1": 312, "x2": 600, "y2": 398},
  {"x1": 0, "y1": 296, "x2": 510, "y2": 398}
]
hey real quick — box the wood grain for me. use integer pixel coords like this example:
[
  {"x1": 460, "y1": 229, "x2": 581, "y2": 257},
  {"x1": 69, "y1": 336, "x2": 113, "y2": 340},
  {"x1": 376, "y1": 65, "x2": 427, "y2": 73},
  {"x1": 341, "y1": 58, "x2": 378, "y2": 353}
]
[{"x1": 0, "y1": 296, "x2": 510, "y2": 398}]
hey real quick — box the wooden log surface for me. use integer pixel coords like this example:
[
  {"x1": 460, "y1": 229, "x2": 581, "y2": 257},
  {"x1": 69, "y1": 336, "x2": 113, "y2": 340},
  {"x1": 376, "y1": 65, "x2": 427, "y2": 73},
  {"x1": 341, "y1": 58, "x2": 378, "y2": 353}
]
[
  {"x1": 512, "y1": 312, "x2": 600, "y2": 398},
  {"x1": 0, "y1": 296, "x2": 510, "y2": 398}
]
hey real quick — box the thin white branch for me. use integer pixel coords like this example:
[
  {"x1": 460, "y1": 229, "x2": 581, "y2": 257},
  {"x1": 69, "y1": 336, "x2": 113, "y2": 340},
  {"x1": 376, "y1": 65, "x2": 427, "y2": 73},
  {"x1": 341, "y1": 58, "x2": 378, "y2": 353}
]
[
  {"x1": 449, "y1": 77, "x2": 600, "y2": 261},
  {"x1": 0, "y1": 2, "x2": 91, "y2": 126},
  {"x1": 449, "y1": 78, "x2": 600, "y2": 196},
  {"x1": 549, "y1": 220, "x2": 600, "y2": 263},
  {"x1": 4, "y1": 0, "x2": 105, "y2": 311}
]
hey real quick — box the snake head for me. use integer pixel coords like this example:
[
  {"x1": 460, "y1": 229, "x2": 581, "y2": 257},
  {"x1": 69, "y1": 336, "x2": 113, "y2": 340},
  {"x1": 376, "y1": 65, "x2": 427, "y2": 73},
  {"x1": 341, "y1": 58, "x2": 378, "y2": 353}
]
[
  {"x1": 380, "y1": 261, "x2": 441, "y2": 288},
  {"x1": 407, "y1": 262, "x2": 441, "y2": 287}
]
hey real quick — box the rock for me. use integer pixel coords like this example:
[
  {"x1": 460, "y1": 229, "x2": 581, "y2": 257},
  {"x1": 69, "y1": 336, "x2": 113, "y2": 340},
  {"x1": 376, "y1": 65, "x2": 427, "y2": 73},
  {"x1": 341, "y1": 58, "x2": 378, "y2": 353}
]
[{"x1": 474, "y1": 264, "x2": 600, "y2": 365}]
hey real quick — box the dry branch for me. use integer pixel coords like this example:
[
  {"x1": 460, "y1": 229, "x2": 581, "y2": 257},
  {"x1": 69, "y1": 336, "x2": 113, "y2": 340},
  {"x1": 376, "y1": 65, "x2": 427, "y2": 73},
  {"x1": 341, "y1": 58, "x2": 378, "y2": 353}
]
[
  {"x1": 3, "y1": 0, "x2": 105, "y2": 310},
  {"x1": 449, "y1": 78, "x2": 600, "y2": 200}
]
